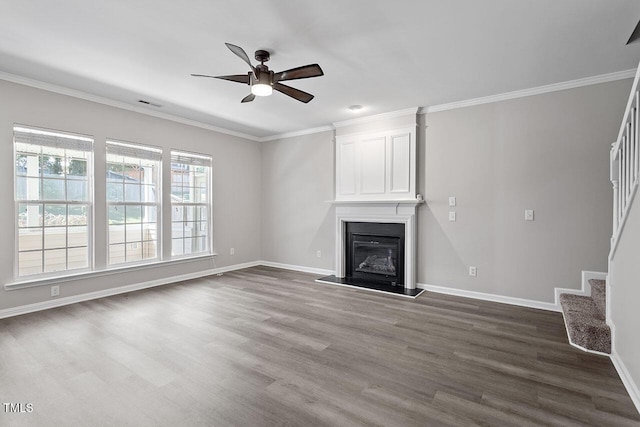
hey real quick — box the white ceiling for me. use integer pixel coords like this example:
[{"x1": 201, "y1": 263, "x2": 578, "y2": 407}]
[{"x1": 2, "y1": 0, "x2": 640, "y2": 138}]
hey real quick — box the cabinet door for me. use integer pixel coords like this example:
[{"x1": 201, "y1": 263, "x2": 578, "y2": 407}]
[
  {"x1": 359, "y1": 137, "x2": 386, "y2": 195},
  {"x1": 389, "y1": 132, "x2": 411, "y2": 194},
  {"x1": 337, "y1": 140, "x2": 356, "y2": 197}
]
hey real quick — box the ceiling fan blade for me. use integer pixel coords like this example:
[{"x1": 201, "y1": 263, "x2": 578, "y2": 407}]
[
  {"x1": 274, "y1": 64, "x2": 324, "y2": 82},
  {"x1": 241, "y1": 94, "x2": 255, "y2": 103},
  {"x1": 627, "y1": 20, "x2": 640, "y2": 45},
  {"x1": 210, "y1": 74, "x2": 250, "y2": 84},
  {"x1": 273, "y1": 82, "x2": 314, "y2": 103},
  {"x1": 225, "y1": 43, "x2": 255, "y2": 71}
]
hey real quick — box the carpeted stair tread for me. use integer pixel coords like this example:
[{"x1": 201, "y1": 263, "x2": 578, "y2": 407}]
[{"x1": 559, "y1": 281, "x2": 611, "y2": 354}]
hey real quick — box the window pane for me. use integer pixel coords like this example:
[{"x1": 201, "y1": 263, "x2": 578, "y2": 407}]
[
  {"x1": 108, "y1": 205, "x2": 124, "y2": 224},
  {"x1": 126, "y1": 224, "x2": 142, "y2": 243},
  {"x1": 19, "y1": 228, "x2": 42, "y2": 251},
  {"x1": 42, "y1": 179, "x2": 65, "y2": 200},
  {"x1": 68, "y1": 247, "x2": 88, "y2": 269},
  {"x1": 67, "y1": 180, "x2": 88, "y2": 201},
  {"x1": 18, "y1": 204, "x2": 43, "y2": 227},
  {"x1": 142, "y1": 241, "x2": 157, "y2": 259},
  {"x1": 141, "y1": 185, "x2": 156, "y2": 203},
  {"x1": 124, "y1": 183, "x2": 141, "y2": 202},
  {"x1": 172, "y1": 238, "x2": 184, "y2": 256},
  {"x1": 185, "y1": 206, "x2": 195, "y2": 222},
  {"x1": 109, "y1": 224, "x2": 125, "y2": 244},
  {"x1": 44, "y1": 227, "x2": 66, "y2": 249},
  {"x1": 128, "y1": 243, "x2": 142, "y2": 262},
  {"x1": 41, "y1": 154, "x2": 64, "y2": 177},
  {"x1": 67, "y1": 158, "x2": 87, "y2": 178},
  {"x1": 68, "y1": 226, "x2": 88, "y2": 247},
  {"x1": 19, "y1": 252, "x2": 42, "y2": 276},
  {"x1": 142, "y1": 223, "x2": 157, "y2": 241},
  {"x1": 143, "y1": 206, "x2": 157, "y2": 223},
  {"x1": 45, "y1": 204, "x2": 67, "y2": 226},
  {"x1": 44, "y1": 249, "x2": 66, "y2": 273},
  {"x1": 172, "y1": 205, "x2": 184, "y2": 222},
  {"x1": 106, "y1": 182, "x2": 123, "y2": 202},
  {"x1": 126, "y1": 205, "x2": 142, "y2": 223},
  {"x1": 172, "y1": 225, "x2": 183, "y2": 239},
  {"x1": 109, "y1": 244, "x2": 126, "y2": 265},
  {"x1": 68, "y1": 205, "x2": 88, "y2": 225}
]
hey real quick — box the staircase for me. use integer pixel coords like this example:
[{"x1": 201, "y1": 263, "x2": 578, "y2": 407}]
[{"x1": 559, "y1": 279, "x2": 610, "y2": 354}]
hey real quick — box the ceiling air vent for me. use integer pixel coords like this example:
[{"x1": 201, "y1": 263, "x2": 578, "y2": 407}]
[{"x1": 137, "y1": 99, "x2": 162, "y2": 108}]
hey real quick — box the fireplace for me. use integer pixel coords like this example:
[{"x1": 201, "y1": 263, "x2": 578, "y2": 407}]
[
  {"x1": 345, "y1": 222, "x2": 404, "y2": 286},
  {"x1": 315, "y1": 201, "x2": 423, "y2": 298}
]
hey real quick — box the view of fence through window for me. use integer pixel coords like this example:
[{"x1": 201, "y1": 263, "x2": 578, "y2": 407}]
[
  {"x1": 106, "y1": 141, "x2": 161, "y2": 265},
  {"x1": 14, "y1": 127, "x2": 93, "y2": 277},
  {"x1": 171, "y1": 151, "x2": 211, "y2": 256}
]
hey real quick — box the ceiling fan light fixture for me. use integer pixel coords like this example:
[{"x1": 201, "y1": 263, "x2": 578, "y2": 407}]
[{"x1": 251, "y1": 83, "x2": 273, "y2": 97}]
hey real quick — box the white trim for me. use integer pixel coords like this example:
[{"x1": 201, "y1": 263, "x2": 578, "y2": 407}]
[
  {"x1": 258, "y1": 126, "x2": 334, "y2": 142},
  {"x1": 425, "y1": 69, "x2": 637, "y2": 113},
  {"x1": 0, "y1": 71, "x2": 262, "y2": 142},
  {"x1": 332, "y1": 107, "x2": 420, "y2": 128},
  {"x1": 314, "y1": 277, "x2": 425, "y2": 299},
  {"x1": 559, "y1": 309, "x2": 610, "y2": 357},
  {"x1": 553, "y1": 270, "x2": 607, "y2": 309},
  {"x1": 258, "y1": 260, "x2": 334, "y2": 276},
  {"x1": 5, "y1": 254, "x2": 219, "y2": 290},
  {"x1": 0, "y1": 261, "x2": 260, "y2": 320},
  {"x1": 417, "y1": 282, "x2": 560, "y2": 312},
  {"x1": 611, "y1": 350, "x2": 640, "y2": 415}
]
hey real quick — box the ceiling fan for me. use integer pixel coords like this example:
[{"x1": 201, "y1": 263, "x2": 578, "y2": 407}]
[{"x1": 191, "y1": 43, "x2": 324, "y2": 104}]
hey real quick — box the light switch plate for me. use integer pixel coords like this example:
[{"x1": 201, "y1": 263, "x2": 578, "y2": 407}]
[
  {"x1": 525, "y1": 210, "x2": 534, "y2": 221},
  {"x1": 448, "y1": 196, "x2": 456, "y2": 207},
  {"x1": 449, "y1": 211, "x2": 456, "y2": 222}
]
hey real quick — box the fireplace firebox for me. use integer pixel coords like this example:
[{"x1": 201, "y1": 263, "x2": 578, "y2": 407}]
[{"x1": 345, "y1": 222, "x2": 405, "y2": 286}]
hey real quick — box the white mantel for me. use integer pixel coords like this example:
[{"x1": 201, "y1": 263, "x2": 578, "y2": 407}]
[{"x1": 334, "y1": 200, "x2": 422, "y2": 290}]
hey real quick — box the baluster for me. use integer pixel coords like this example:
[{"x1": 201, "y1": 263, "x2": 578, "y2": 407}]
[
  {"x1": 633, "y1": 96, "x2": 640, "y2": 183},
  {"x1": 619, "y1": 150, "x2": 624, "y2": 222},
  {"x1": 626, "y1": 126, "x2": 630, "y2": 202}
]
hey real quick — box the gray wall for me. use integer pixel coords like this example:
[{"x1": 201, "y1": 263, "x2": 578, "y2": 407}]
[
  {"x1": 0, "y1": 80, "x2": 262, "y2": 311},
  {"x1": 261, "y1": 131, "x2": 335, "y2": 271},
  {"x1": 421, "y1": 79, "x2": 630, "y2": 301},
  {"x1": 260, "y1": 79, "x2": 631, "y2": 304},
  {"x1": 610, "y1": 193, "x2": 640, "y2": 397}
]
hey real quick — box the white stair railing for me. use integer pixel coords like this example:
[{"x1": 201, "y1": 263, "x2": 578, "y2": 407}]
[{"x1": 610, "y1": 66, "x2": 640, "y2": 258}]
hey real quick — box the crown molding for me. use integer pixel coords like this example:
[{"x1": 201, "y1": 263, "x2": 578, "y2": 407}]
[
  {"x1": 425, "y1": 69, "x2": 637, "y2": 113},
  {"x1": 0, "y1": 71, "x2": 262, "y2": 142},
  {"x1": 258, "y1": 125, "x2": 335, "y2": 142},
  {"x1": 332, "y1": 107, "x2": 421, "y2": 129}
]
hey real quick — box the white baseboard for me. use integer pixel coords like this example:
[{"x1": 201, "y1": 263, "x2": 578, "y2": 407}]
[
  {"x1": 417, "y1": 282, "x2": 560, "y2": 312},
  {"x1": 611, "y1": 348, "x2": 640, "y2": 415},
  {"x1": 258, "y1": 260, "x2": 334, "y2": 276},
  {"x1": 0, "y1": 261, "x2": 260, "y2": 320},
  {"x1": 554, "y1": 270, "x2": 607, "y2": 309}
]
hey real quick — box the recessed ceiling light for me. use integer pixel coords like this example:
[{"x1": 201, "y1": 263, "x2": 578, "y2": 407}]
[{"x1": 348, "y1": 104, "x2": 363, "y2": 112}]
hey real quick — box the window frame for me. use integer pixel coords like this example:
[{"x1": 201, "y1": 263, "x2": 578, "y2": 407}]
[
  {"x1": 13, "y1": 125, "x2": 95, "y2": 280},
  {"x1": 106, "y1": 139, "x2": 163, "y2": 267},
  {"x1": 170, "y1": 150, "x2": 213, "y2": 259}
]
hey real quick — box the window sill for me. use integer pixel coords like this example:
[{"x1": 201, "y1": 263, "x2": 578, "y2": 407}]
[{"x1": 4, "y1": 253, "x2": 218, "y2": 291}]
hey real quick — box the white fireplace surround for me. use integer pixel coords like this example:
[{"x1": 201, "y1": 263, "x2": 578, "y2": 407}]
[{"x1": 334, "y1": 201, "x2": 422, "y2": 289}]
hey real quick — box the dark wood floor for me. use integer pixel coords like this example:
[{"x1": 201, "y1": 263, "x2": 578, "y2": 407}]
[{"x1": 1, "y1": 266, "x2": 638, "y2": 426}]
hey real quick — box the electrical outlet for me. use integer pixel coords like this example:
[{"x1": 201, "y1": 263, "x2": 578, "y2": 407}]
[
  {"x1": 469, "y1": 266, "x2": 477, "y2": 277},
  {"x1": 449, "y1": 211, "x2": 456, "y2": 222},
  {"x1": 525, "y1": 209, "x2": 534, "y2": 221},
  {"x1": 448, "y1": 196, "x2": 456, "y2": 207},
  {"x1": 230, "y1": 247, "x2": 235, "y2": 255},
  {"x1": 316, "y1": 250, "x2": 322, "y2": 258},
  {"x1": 51, "y1": 285, "x2": 60, "y2": 297}
]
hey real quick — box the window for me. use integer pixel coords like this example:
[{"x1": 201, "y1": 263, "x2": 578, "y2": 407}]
[
  {"x1": 171, "y1": 151, "x2": 212, "y2": 257},
  {"x1": 106, "y1": 140, "x2": 161, "y2": 265},
  {"x1": 14, "y1": 126, "x2": 93, "y2": 277}
]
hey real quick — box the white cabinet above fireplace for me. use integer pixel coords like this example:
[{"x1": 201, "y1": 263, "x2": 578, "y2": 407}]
[{"x1": 335, "y1": 126, "x2": 416, "y2": 201}]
